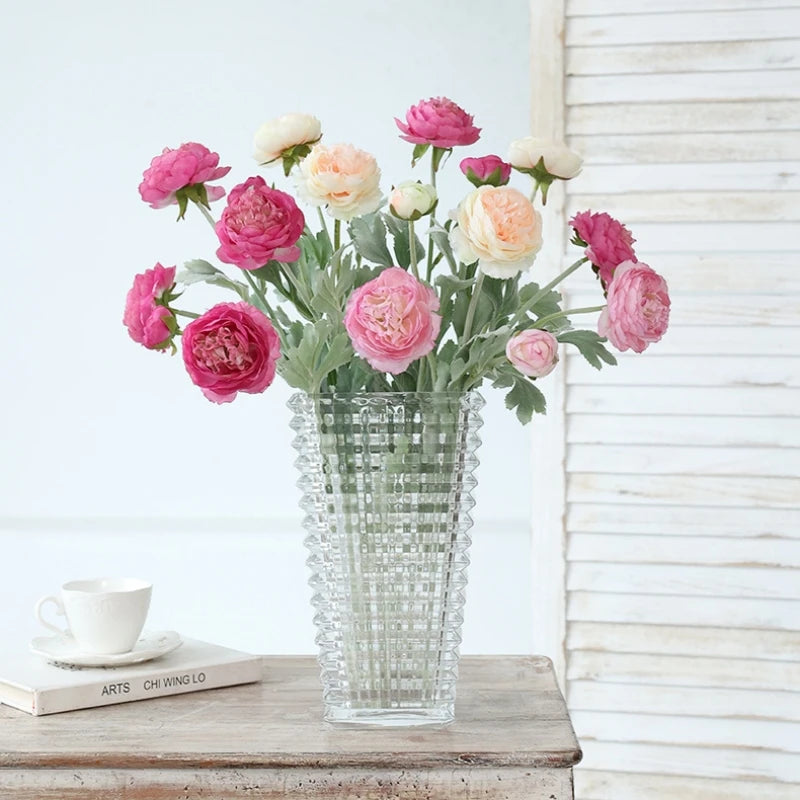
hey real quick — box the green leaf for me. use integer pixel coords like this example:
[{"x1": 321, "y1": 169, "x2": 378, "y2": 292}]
[
  {"x1": 348, "y1": 213, "x2": 394, "y2": 266},
  {"x1": 493, "y1": 369, "x2": 547, "y2": 424},
  {"x1": 384, "y1": 213, "x2": 424, "y2": 270},
  {"x1": 411, "y1": 143, "x2": 430, "y2": 167},
  {"x1": 558, "y1": 329, "x2": 617, "y2": 370},
  {"x1": 429, "y1": 225, "x2": 456, "y2": 272},
  {"x1": 176, "y1": 260, "x2": 250, "y2": 301},
  {"x1": 310, "y1": 271, "x2": 343, "y2": 319},
  {"x1": 518, "y1": 282, "x2": 563, "y2": 321}
]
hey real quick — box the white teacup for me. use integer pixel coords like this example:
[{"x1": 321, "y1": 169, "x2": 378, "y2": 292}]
[{"x1": 35, "y1": 577, "x2": 152, "y2": 655}]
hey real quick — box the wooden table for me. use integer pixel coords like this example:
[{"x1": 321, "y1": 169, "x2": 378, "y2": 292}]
[{"x1": 0, "y1": 655, "x2": 581, "y2": 799}]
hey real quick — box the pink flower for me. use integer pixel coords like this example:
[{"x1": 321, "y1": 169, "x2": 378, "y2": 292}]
[
  {"x1": 395, "y1": 97, "x2": 480, "y2": 148},
  {"x1": 570, "y1": 210, "x2": 637, "y2": 288},
  {"x1": 460, "y1": 155, "x2": 511, "y2": 187},
  {"x1": 123, "y1": 263, "x2": 177, "y2": 350},
  {"x1": 506, "y1": 330, "x2": 559, "y2": 378},
  {"x1": 215, "y1": 176, "x2": 305, "y2": 270},
  {"x1": 181, "y1": 302, "x2": 281, "y2": 403},
  {"x1": 344, "y1": 267, "x2": 441, "y2": 374},
  {"x1": 598, "y1": 261, "x2": 670, "y2": 353},
  {"x1": 139, "y1": 143, "x2": 230, "y2": 209}
]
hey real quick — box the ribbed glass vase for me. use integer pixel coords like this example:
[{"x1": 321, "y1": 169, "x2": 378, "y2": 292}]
[{"x1": 289, "y1": 391, "x2": 484, "y2": 727}]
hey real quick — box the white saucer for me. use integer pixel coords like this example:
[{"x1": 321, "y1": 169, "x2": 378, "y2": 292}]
[{"x1": 30, "y1": 630, "x2": 182, "y2": 667}]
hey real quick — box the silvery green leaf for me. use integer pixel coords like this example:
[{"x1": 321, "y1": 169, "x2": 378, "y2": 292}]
[
  {"x1": 498, "y1": 373, "x2": 547, "y2": 424},
  {"x1": 429, "y1": 225, "x2": 456, "y2": 271},
  {"x1": 558, "y1": 329, "x2": 617, "y2": 370},
  {"x1": 383, "y1": 213, "x2": 424, "y2": 269},
  {"x1": 348, "y1": 213, "x2": 393, "y2": 266},
  {"x1": 177, "y1": 260, "x2": 250, "y2": 302}
]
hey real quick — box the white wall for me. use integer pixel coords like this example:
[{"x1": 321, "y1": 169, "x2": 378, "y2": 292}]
[{"x1": 0, "y1": 1, "x2": 536, "y2": 654}]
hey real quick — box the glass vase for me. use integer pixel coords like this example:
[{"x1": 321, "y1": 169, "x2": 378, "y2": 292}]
[{"x1": 288, "y1": 391, "x2": 484, "y2": 727}]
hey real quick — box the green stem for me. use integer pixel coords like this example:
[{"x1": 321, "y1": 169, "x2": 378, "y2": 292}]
[
  {"x1": 242, "y1": 271, "x2": 279, "y2": 325},
  {"x1": 280, "y1": 263, "x2": 311, "y2": 310},
  {"x1": 533, "y1": 304, "x2": 605, "y2": 330},
  {"x1": 426, "y1": 154, "x2": 438, "y2": 282},
  {"x1": 333, "y1": 219, "x2": 341, "y2": 252},
  {"x1": 513, "y1": 257, "x2": 588, "y2": 324},
  {"x1": 195, "y1": 202, "x2": 216, "y2": 231},
  {"x1": 316, "y1": 207, "x2": 330, "y2": 242},
  {"x1": 172, "y1": 308, "x2": 200, "y2": 319},
  {"x1": 416, "y1": 355, "x2": 426, "y2": 392},
  {"x1": 408, "y1": 220, "x2": 420, "y2": 280},
  {"x1": 461, "y1": 271, "x2": 485, "y2": 343}
]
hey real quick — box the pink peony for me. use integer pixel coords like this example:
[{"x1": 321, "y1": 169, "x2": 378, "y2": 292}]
[
  {"x1": 460, "y1": 155, "x2": 511, "y2": 187},
  {"x1": 395, "y1": 97, "x2": 480, "y2": 148},
  {"x1": 123, "y1": 263, "x2": 177, "y2": 350},
  {"x1": 344, "y1": 267, "x2": 441, "y2": 374},
  {"x1": 570, "y1": 210, "x2": 637, "y2": 289},
  {"x1": 598, "y1": 261, "x2": 670, "y2": 353},
  {"x1": 139, "y1": 143, "x2": 230, "y2": 209},
  {"x1": 506, "y1": 329, "x2": 559, "y2": 378},
  {"x1": 181, "y1": 302, "x2": 281, "y2": 403},
  {"x1": 215, "y1": 176, "x2": 305, "y2": 270}
]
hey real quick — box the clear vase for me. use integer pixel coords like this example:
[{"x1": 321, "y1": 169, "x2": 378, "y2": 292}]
[{"x1": 289, "y1": 391, "x2": 484, "y2": 727}]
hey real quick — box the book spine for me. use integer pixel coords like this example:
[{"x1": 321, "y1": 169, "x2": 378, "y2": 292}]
[{"x1": 34, "y1": 658, "x2": 262, "y2": 715}]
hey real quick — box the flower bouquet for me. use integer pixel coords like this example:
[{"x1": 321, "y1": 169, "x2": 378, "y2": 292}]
[{"x1": 125, "y1": 97, "x2": 670, "y2": 725}]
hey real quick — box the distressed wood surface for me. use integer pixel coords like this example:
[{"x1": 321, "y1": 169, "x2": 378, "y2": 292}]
[
  {"x1": 0, "y1": 656, "x2": 581, "y2": 773},
  {"x1": 567, "y1": 0, "x2": 800, "y2": 14},
  {"x1": 0, "y1": 766, "x2": 575, "y2": 800}
]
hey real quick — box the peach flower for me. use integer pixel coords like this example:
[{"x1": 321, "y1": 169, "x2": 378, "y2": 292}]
[
  {"x1": 295, "y1": 142, "x2": 382, "y2": 220},
  {"x1": 449, "y1": 186, "x2": 543, "y2": 279}
]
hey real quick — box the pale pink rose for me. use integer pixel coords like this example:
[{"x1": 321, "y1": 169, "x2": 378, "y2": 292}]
[
  {"x1": 598, "y1": 261, "x2": 670, "y2": 353},
  {"x1": 215, "y1": 176, "x2": 305, "y2": 270},
  {"x1": 450, "y1": 186, "x2": 543, "y2": 279},
  {"x1": 181, "y1": 302, "x2": 281, "y2": 403},
  {"x1": 506, "y1": 330, "x2": 559, "y2": 378},
  {"x1": 460, "y1": 155, "x2": 511, "y2": 187},
  {"x1": 344, "y1": 267, "x2": 441, "y2": 374},
  {"x1": 138, "y1": 143, "x2": 230, "y2": 209},
  {"x1": 123, "y1": 263, "x2": 176, "y2": 350},
  {"x1": 395, "y1": 97, "x2": 481, "y2": 148},
  {"x1": 570, "y1": 210, "x2": 637, "y2": 288},
  {"x1": 295, "y1": 143, "x2": 382, "y2": 221}
]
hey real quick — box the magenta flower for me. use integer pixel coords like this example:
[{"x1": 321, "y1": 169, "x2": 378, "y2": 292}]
[
  {"x1": 460, "y1": 155, "x2": 511, "y2": 187},
  {"x1": 181, "y1": 302, "x2": 281, "y2": 403},
  {"x1": 570, "y1": 210, "x2": 637, "y2": 289},
  {"x1": 598, "y1": 261, "x2": 670, "y2": 353},
  {"x1": 123, "y1": 263, "x2": 177, "y2": 350},
  {"x1": 344, "y1": 267, "x2": 441, "y2": 374},
  {"x1": 395, "y1": 97, "x2": 480, "y2": 148},
  {"x1": 215, "y1": 176, "x2": 305, "y2": 270},
  {"x1": 138, "y1": 143, "x2": 230, "y2": 211}
]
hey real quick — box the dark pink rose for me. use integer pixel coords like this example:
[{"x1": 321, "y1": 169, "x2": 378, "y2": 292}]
[
  {"x1": 344, "y1": 267, "x2": 441, "y2": 374},
  {"x1": 460, "y1": 155, "x2": 511, "y2": 187},
  {"x1": 139, "y1": 143, "x2": 230, "y2": 209},
  {"x1": 181, "y1": 302, "x2": 281, "y2": 403},
  {"x1": 215, "y1": 176, "x2": 305, "y2": 270},
  {"x1": 123, "y1": 263, "x2": 176, "y2": 350},
  {"x1": 570, "y1": 210, "x2": 637, "y2": 288},
  {"x1": 395, "y1": 97, "x2": 481, "y2": 148},
  {"x1": 598, "y1": 261, "x2": 670, "y2": 353}
]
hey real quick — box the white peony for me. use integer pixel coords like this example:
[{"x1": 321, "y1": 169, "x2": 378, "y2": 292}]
[
  {"x1": 253, "y1": 113, "x2": 322, "y2": 164},
  {"x1": 507, "y1": 137, "x2": 582, "y2": 179},
  {"x1": 389, "y1": 180, "x2": 437, "y2": 221}
]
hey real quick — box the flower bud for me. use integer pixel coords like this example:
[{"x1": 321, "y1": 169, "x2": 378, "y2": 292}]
[
  {"x1": 389, "y1": 180, "x2": 438, "y2": 221},
  {"x1": 506, "y1": 329, "x2": 559, "y2": 378},
  {"x1": 460, "y1": 155, "x2": 511, "y2": 187}
]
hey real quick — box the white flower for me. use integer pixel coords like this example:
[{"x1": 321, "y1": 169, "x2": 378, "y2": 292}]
[
  {"x1": 389, "y1": 180, "x2": 437, "y2": 221},
  {"x1": 253, "y1": 113, "x2": 322, "y2": 164},
  {"x1": 449, "y1": 186, "x2": 543, "y2": 279},
  {"x1": 295, "y1": 142, "x2": 382, "y2": 221},
  {"x1": 507, "y1": 137, "x2": 582, "y2": 179}
]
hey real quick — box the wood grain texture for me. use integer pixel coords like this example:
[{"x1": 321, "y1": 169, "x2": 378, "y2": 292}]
[{"x1": 0, "y1": 656, "x2": 581, "y2": 772}]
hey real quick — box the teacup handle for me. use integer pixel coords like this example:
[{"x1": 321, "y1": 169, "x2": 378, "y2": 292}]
[{"x1": 35, "y1": 595, "x2": 69, "y2": 637}]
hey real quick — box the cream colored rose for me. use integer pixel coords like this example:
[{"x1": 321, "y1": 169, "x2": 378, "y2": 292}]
[
  {"x1": 389, "y1": 180, "x2": 437, "y2": 221},
  {"x1": 449, "y1": 186, "x2": 543, "y2": 279},
  {"x1": 295, "y1": 142, "x2": 382, "y2": 221},
  {"x1": 253, "y1": 113, "x2": 322, "y2": 164},
  {"x1": 507, "y1": 137, "x2": 582, "y2": 179}
]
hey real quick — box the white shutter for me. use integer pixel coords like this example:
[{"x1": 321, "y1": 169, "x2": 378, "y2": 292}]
[{"x1": 530, "y1": 1, "x2": 800, "y2": 797}]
